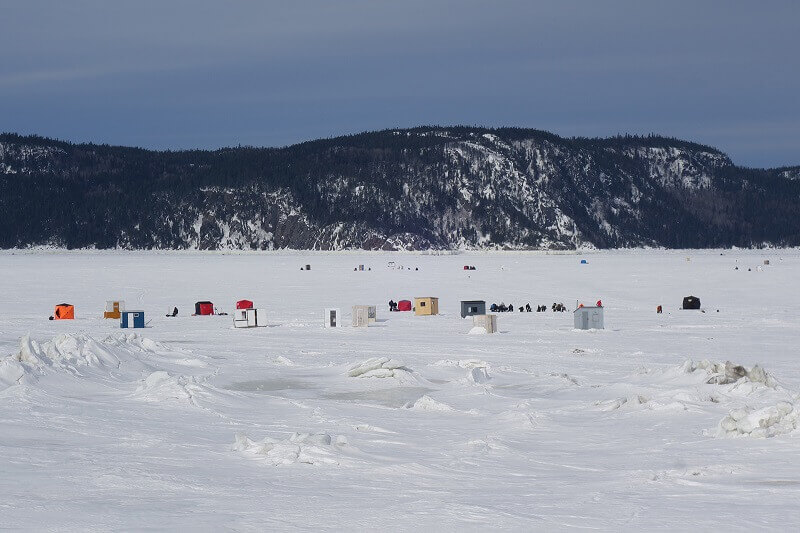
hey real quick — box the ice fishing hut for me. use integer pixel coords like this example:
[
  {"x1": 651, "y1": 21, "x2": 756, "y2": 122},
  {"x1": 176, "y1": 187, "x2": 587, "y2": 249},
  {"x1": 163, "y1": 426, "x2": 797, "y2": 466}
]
[
  {"x1": 574, "y1": 306, "x2": 604, "y2": 330},
  {"x1": 682, "y1": 296, "x2": 701, "y2": 310},
  {"x1": 120, "y1": 310, "x2": 145, "y2": 329},
  {"x1": 104, "y1": 300, "x2": 125, "y2": 319},
  {"x1": 397, "y1": 300, "x2": 412, "y2": 312},
  {"x1": 472, "y1": 314, "x2": 497, "y2": 333},
  {"x1": 324, "y1": 308, "x2": 341, "y2": 328},
  {"x1": 357, "y1": 305, "x2": 377, "y2": 322},
  {"x1": 764, "y1": 260, "x2": 770, "y2": 265},
  {"x1": 352, "y1": 305, "x2": 370, "y2": 327},
  {"x1": 235, "y1": 299, "x2": 254, "y2": 310},
  {"x1": 460, "y1": 300, "x2": 486, "y2": 318},
  {"x1": 233, "y1": 308, "x2": 267, "y2": 328},
  {"x1": 53, "y1": 303, "x2": 74, "y2": 320},
  {"x1": 580, "y1": 259, "x2": 588, "y2": 264},
  {"x1": 414, "y1": 297, "x2": 439, "y2": 316},
  {"x1": 194, "y1": 301, "x2": 214, "y2": 315}
]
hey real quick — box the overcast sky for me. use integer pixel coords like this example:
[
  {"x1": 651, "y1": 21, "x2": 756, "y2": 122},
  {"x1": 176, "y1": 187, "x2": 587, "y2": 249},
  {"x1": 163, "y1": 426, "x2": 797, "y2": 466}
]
[{"x1": 1, "y1": 1, "x2": 798, "y2": 167}]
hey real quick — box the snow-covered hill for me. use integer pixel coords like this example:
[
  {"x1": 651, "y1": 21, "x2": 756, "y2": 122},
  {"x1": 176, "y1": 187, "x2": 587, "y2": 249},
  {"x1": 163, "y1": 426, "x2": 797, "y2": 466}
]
[{"x1": 1, "y1": 128, "x2": 798, "y2": 250}]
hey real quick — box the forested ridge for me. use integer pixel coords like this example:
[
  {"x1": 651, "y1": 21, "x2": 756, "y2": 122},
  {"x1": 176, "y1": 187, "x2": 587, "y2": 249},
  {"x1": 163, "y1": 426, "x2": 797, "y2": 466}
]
[{"x1": 1, "y1": 127, "x2": 798, "y2": 250}]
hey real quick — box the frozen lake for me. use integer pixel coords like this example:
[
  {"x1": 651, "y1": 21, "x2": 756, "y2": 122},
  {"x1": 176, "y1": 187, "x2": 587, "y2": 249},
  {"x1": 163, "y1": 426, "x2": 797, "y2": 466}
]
[{"x1": 1, "y1": 249, "x2": 799, "y2": 530}]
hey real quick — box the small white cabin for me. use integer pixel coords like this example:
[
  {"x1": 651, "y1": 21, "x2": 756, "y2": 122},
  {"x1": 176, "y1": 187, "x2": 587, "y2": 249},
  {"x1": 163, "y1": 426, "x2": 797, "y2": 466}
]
[
  {"x1": 233, "y1": 308, "x2": 267, "y2": 328},
  {"x1": 574, "y1": 306, "x2": 604, "y2": 330},
  {"x1": 324, "y1": 308, "x2": 341, "y2": 328},
  {"x1": 472, "y1": 314, "x2": 497, "y2": 333}
]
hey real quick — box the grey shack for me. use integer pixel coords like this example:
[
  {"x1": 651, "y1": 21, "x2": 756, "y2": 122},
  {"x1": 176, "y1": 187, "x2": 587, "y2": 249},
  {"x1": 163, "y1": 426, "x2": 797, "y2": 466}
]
[
  {"x1": 574, "y1": 306, "x2": 604, "y2": 330},
  {"x1": 460, "y1": 300, "x2": 486, "y2": 318}
]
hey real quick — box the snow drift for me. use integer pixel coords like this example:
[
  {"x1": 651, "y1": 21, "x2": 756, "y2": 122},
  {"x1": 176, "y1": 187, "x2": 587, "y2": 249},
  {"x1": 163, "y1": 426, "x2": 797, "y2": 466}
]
[{"x1": 233, "y1": 432, "x2": 349, "y2": 466}]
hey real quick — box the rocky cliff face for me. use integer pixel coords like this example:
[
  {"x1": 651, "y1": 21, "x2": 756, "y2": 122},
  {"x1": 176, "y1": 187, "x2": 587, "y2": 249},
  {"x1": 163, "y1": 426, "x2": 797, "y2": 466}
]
[{"x1": 1, "y1": 128, "x2": 798, "y2": 250}]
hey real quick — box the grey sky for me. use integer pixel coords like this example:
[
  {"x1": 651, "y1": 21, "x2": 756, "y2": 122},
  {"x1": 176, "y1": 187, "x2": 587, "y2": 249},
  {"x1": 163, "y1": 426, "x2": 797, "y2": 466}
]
[{"x1": 1, "y1": 0, "x2": 798, "y2": 167}]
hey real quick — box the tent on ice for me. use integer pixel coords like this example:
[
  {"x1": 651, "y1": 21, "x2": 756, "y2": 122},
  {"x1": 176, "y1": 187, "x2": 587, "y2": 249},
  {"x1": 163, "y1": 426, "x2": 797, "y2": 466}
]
[
  {"x1": 414, "y1": 297, "x2": 439, "y2": 316},
  {"x1": 53, "y1": 303, "x2": 74, "y2": 320},
  {"x1": 682, "y1": 296, "x2": 701, "y2": 310},
  {"x1": 104, "y1": 300, "x2": 125, "y2": 319},
  {"x1": 194, "y1": 301, "x2": 214, "y2": 315},
  {"x1": 397, "y1": 300, "x2": 412, "y2": 312}
]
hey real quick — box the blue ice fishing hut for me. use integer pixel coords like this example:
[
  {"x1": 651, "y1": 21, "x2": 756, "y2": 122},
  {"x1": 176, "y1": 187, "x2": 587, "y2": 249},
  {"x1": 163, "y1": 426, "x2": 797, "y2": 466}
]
[
  {"x1": 580, "y1": 259, "x2": 588, "y2": 264},
  {"x1": 121, "y1": 310, "x2": 145, "y2": 329}
]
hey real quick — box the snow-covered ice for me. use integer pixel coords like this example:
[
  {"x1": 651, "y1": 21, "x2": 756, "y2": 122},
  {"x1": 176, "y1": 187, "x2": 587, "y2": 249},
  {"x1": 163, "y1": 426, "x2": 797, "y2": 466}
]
[{"x1": 1, "y1": 249, "x2": 800, "y2": 530}]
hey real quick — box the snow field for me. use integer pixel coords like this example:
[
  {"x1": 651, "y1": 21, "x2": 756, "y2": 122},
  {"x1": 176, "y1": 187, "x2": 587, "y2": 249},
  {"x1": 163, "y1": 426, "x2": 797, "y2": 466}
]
[{"x1": 1, "y1": 249, "x2": 800, "y2": 530}]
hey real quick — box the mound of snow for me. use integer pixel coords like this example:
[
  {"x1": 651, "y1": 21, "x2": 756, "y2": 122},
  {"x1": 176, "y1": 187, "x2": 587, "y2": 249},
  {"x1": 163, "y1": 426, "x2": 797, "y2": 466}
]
[
  {"x1": 468, "y1": 326, "x2": 487, "y2": 335},
  {"x1": 596, "y1": 395, "x2": 687, "y2": 413},
  {"x1": 716, "y1": 402, "x2": 799, "y2": 438},
  {"x1": 406, "y1": 395, "x2": 455, "y2": 412},
  {"x1": 233, "y1": 432, "x2": 348, "y2": 466},
  {"x1": 0, "y1": 358, "x2": 27, "y2": 391},
  {"x1": 133, "y1": 371, "x2": 205, "y2": 404},
  {"x1": 596, "y1": 395, "x2": 649, "y2": 412},
  {"x1": 468, "y1": 366, "x2": 491, "y2": 384},
  {"x1": 103, "y1": 333, "x2": 177, "y2": 354},
  {"x1": 432, "y1": 359, "x2": 488, "y2": 369},
  {"x1": 681, "y1": 360, "x2": 777, "y2": 388},
  {"x1": 347, "y1": 357, "x2": 413, "y2": 379},
  {"x1": 16, "y1": 333, "x2": 120, "y2": 371}
]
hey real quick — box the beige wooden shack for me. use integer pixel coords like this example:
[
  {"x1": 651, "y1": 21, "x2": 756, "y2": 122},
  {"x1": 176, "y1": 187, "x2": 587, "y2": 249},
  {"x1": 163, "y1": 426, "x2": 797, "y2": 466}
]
[
  {"x1": 414, "y1": 297, "x2": 439, "y2": 316},
  {"x1": 104, "y1": 300, "x2": 125, "y2": 319},
  {"x1": 352, "y1": 305, "x2": 371, "y2": 327}
]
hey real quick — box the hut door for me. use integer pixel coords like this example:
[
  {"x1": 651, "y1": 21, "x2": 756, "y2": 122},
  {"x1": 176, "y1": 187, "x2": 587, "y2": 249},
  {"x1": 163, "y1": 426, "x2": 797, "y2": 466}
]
[
  {"x1": 330, "y1": 310, "x2": 337, "y2": 327},
  {"x1": 582, "y1": 312, "x2": 589, "y2": 329}
]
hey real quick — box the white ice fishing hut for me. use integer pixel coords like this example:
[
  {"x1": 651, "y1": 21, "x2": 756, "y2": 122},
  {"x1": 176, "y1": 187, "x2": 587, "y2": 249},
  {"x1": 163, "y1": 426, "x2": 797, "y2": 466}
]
[
  {"x1": 472, "y1": 314, "x2": 497, "y2": 333},
  {"x1": 324, "y1": 308, "x2": 341, "y2": 328},
  {"x1": 574, "y1": 306, "x2": 604, "y2": 330},
  {"x1": 352, "y1": 305, "x2": 371, "y2": 327},
  {"x1": 233, "y1": 308, "x2": 267, "y2": 328}
]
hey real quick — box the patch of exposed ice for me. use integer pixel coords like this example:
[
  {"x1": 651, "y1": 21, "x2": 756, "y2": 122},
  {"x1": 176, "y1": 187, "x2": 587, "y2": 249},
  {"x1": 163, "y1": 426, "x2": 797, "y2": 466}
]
[
  {"x1": 347, "y1": 357, "x2": 414, "y2": 379},
  {"x1": 233, "y1": 432, "x2": 348, "y2": 466}
]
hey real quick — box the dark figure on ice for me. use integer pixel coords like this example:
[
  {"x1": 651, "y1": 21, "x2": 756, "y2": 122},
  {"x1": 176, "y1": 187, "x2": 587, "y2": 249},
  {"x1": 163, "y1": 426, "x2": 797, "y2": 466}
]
[{"x1": 166, "y1": 307, "x2": 178, "y2": 317}]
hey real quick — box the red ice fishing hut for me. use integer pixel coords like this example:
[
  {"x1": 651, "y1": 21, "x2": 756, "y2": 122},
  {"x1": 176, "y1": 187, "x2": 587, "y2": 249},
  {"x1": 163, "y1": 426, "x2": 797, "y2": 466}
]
[{"x1": 194, "y1": 301, "x2": 214, "y2": 315}]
